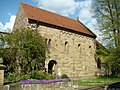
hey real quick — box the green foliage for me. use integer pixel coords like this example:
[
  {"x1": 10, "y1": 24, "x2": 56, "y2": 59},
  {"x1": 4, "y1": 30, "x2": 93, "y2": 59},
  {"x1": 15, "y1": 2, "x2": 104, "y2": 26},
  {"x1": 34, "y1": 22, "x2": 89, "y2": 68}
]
[
  {"x1": 96, "y1": 45, "x2": 120, "y2": 77},
  {"x1": 4, "y1": 70, "x2": 54, "y2": 83},
  {"x1": 105, "y1": 47, "x2": 120, "y2": 77},
  {"x1": 30, "y1": 70, "x2": 46, "y2": 80},
  {"x1": 96, "y1": 43, "x2": 120, "y2": 77},
  {"x1": 93, "y1": 0, "x2": 120, "y2": 77},
  {"x1": 77, "y1": 77, "x2": 120, "y2": 86},
  {"x1": 92, "y1": 0, "x2": 120, "y2": 47},
  {"x1": 96, "y1": 43, "x2": 109, "y2": 57},
  {"x1": 4, "y1": 72, "x2": 16, "y2": 83},
  {"x1": 0, "y1": 38, "x2": 4, "y2": 48},
  {"x1": 61, "y1": 74, "x2": 68, "y2": 79},
  {"x1": 1, "y1": 28, "x2": 48, "y2": 82}
]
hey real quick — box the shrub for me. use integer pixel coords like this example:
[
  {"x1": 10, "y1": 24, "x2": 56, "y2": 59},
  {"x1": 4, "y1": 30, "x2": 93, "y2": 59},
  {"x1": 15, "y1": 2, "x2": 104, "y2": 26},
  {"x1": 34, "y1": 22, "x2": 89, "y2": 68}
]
[
  {"x1": 30, "y1": 70, "x2": 46, "y2": 80},
  {"x1": 61, "y1": 74, "x2": 68, "y2": 79},
  {"x1": 4, "y1": 72, "x2": 16, "y2": 83},
  {"x1": 30, "y1": 70, "x2": 55, "y2": 80}
]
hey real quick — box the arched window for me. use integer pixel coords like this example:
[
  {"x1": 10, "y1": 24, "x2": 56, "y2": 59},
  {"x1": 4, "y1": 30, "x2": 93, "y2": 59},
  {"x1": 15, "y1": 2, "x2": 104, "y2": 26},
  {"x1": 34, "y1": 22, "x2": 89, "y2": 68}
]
[
  {"x1": 48, "y1": 39, "x2": 51, "y2": 47},
  {"x1": 65, "y1": 41, "x2": 68, "y2": 53},
  {"x1": 89, "y1": 46, "x2": 92, "y2": 54},
  {"x1": 78, "y1": 44, "x2": 81, "y2": 47},
  {"x1": 65, "y1": 41, "x2": 68, "y2": 46},
  {"x1": 89, "y1": 46, "x2": 91, "y2": 48},
  {"x1": 65, "y1": 41, "x2": 68, "y2": 50},
  {"x1": 78, "y1": 44, "x2": 82, "y2": 56}
]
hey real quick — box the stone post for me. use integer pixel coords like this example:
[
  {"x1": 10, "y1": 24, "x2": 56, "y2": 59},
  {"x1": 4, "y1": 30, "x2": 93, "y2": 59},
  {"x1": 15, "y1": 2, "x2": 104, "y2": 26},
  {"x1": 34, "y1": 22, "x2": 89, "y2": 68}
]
[{"x1": 0, "y1": 58, "x2": 6, "y2": 90}]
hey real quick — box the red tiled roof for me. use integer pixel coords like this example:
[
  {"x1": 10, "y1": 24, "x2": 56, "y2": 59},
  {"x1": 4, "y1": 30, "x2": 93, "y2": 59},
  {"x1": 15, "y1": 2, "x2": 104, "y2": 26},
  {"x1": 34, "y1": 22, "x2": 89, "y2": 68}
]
[{"x1": 20, "y1": 2, "x2": 96, "y2": 38}]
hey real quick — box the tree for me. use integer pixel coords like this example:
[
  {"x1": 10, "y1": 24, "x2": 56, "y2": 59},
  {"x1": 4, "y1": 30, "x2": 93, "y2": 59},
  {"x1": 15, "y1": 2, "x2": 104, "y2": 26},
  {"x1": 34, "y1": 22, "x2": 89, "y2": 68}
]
[
  {"x1": 92, "y1": 0, "x2": 120, "y2": 47},
  {"x1": 107, "y1": 47, "x2": 120, "y2": 77},
  {"x1": 92, "y1": 0, "x2": 120, "y2": 77},
  {"x1": 1, "y1": 28, "x2": 48, "y2": 80}
]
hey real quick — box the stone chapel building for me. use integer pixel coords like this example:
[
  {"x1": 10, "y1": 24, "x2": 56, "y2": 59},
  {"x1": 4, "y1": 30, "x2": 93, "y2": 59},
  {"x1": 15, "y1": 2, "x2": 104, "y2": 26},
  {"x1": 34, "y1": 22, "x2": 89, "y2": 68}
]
[{"x1": 13, "y1": 2, "x2": 98, "y2": 78}]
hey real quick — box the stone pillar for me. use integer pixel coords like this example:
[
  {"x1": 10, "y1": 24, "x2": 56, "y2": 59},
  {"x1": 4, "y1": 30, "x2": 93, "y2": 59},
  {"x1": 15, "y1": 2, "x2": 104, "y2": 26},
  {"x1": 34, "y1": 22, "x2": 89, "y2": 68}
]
[{"x1": 0, "y1": 58, "x2": 6, "y2": 90}]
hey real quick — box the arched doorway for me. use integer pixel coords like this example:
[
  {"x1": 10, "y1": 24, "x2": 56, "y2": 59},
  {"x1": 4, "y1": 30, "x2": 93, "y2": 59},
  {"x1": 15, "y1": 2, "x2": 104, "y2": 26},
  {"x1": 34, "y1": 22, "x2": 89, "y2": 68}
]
[{"x1": 48, "y1": 60, "x2": 57, "y2": 74}]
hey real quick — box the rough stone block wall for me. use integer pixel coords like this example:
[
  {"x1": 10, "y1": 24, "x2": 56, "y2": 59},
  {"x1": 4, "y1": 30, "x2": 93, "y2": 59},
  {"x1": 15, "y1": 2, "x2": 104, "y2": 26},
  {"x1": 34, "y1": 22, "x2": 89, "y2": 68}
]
[
  {"x1": 13, "y1": 6, "x2": 97, "y2": 79},
  {"x1": 31, "y1": 23, "x2": 97, "y2": 78},
  {"x1": 13, "y1": 4, "x2": 28, "y2": 31},
  {"x1": 3, "y1": 81, "x2": 78, "y2": 90}
]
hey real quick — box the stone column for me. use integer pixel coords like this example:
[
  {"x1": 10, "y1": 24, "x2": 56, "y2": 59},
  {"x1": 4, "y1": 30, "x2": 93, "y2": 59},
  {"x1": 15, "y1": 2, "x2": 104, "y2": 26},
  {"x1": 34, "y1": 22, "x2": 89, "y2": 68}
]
[{"x1": 0, "y1": 58, "x2": 6, "y2": 90}]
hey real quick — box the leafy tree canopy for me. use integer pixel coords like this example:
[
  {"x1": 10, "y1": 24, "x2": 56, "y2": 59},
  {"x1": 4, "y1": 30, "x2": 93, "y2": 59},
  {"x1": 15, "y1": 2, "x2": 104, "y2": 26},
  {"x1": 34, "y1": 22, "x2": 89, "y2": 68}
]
[
  {"x1": 0, "y1": 28, "x2": 48, "y2": 81},
  {"x1": 92, "y1": 0, "x2": 120, "y2": 77},
  {"x1": 92, "y1": 0, "x2": 120, "y2": 47}
]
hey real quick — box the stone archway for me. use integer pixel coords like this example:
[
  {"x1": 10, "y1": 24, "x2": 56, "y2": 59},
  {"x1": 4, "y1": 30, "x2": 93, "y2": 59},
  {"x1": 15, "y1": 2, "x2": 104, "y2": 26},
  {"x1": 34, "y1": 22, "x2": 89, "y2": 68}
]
[{"x1": 48, "y1": 60, "x2": 57, "y2": 74}]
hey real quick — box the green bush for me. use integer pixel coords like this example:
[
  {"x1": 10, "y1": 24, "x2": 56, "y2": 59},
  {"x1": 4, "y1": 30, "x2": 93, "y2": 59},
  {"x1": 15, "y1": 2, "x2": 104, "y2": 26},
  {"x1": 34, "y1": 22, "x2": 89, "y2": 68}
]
[
  {"x1": 29, "y1": 70, "x2": 45, "y2": 80},
  {"x1": 5, "y1": 70, "x2": 45, "y2": 82},
  {"x1": 4, "y1": 70, "x2": 57, "y2": 83},
  {"x1": 4, "y1": 72, "x2": 16, "y2": 83},
  {"x1": 61, "y1": 74, "x2": 68, "y2": 79},
  {"x1": 30, "y1": 70, "x2": 55, "y2": 80}
]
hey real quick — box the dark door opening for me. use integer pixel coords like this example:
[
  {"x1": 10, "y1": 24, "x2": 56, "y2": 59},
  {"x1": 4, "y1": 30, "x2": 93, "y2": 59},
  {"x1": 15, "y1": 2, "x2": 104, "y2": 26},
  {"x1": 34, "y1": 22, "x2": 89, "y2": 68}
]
[
  {"x1": 48, "y1": 60, "x2": 57, "y2": 74},
  {"x1": 97, "y1": 58, "x2": 101, "y2": 69}
]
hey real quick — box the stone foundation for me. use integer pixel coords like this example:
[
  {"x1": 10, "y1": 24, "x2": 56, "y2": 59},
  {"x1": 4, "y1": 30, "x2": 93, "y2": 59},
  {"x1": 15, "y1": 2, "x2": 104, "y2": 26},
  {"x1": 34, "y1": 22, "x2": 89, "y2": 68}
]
[{"x1": 3, "y1": 81, "x2": 78, "y2": 90}]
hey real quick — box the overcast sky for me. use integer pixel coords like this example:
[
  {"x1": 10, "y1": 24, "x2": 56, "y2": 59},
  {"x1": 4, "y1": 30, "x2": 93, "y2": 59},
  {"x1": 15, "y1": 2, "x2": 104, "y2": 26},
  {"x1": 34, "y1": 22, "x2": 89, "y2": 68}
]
[{"x1": 0, "y1": 0, "x2": 102, "y2": 41}]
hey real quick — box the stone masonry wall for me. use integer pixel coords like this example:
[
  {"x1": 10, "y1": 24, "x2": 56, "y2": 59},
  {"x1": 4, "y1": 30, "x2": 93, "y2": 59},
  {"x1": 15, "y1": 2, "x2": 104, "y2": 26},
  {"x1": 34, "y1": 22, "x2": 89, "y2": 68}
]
[
  {"x1": 13, "y1": 6, "x2": 97, "y2": 79},
  {"x1": 13, "y1": 4, "x2": 29, "y2": 31},
  {"x1": 35, "y1": 24, "x2": 97, "y2": 78},
  {"x1": 3, "y1": 81, "x2": 78, "y2": 90}
]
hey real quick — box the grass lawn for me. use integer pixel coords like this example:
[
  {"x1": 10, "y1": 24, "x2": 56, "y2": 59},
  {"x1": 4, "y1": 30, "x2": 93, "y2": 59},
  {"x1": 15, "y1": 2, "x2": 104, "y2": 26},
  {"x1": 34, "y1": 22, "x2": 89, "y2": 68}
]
[{"x1": 77, "y1": 77, "x2": 120, "y2": 86}]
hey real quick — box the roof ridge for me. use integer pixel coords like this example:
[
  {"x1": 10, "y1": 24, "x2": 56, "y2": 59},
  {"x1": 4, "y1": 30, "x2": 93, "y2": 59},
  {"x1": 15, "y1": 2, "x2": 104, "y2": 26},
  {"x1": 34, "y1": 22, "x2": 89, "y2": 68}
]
[
  {"x1": 20, "y1": 2, "x2": 77, "y2": 22},
  {"x1": 20, "y1": 2, "x2": 96, "y2": 38}
]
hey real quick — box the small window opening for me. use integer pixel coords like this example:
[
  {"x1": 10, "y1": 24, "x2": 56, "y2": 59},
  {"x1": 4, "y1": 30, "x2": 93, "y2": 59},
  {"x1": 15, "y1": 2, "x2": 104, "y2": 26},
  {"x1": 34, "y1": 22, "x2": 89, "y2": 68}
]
[
  {"x1": 78, "y1": 44, "x2": 81, "y2": 47},
  {"x1": 48, "y1": 39, "x2": 51, "y2": 47},
  {"x1": 89, "y1": 46, "x2": 91, "y2": 48},
  {"x1": 64, "y1": 41, "x2": 68, "y2": 53},
  {"x1": 65, "y1": 41, "x2": 68, "y2": 46},
  {"x1": 89, "y1": 46, "x2": 92, "y2": 54}
]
